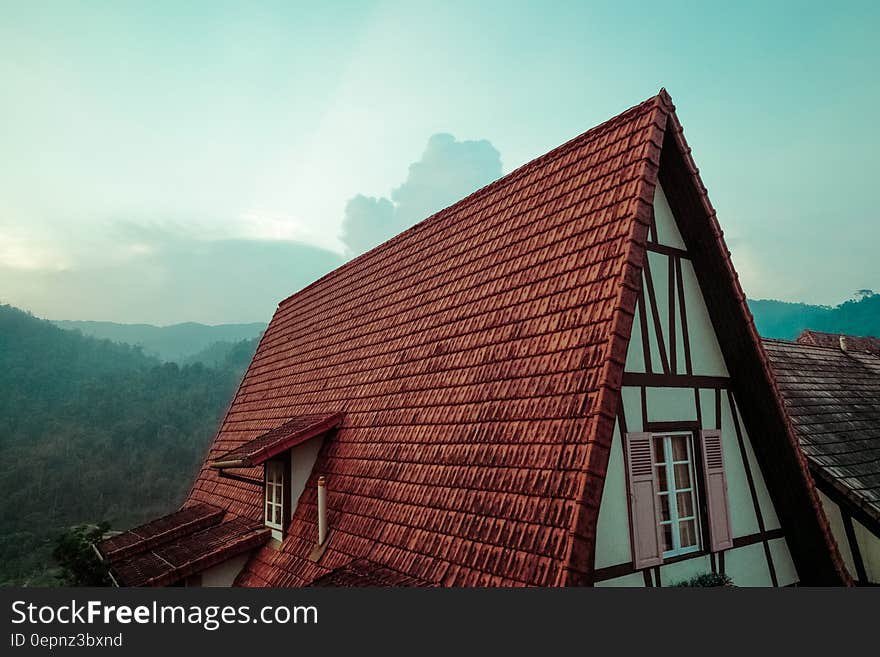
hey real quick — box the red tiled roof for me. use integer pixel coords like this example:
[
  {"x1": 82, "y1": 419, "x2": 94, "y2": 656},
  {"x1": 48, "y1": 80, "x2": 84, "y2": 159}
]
[
  {"x1": 210, "y1": 413, "x2": 343, "y2": 468},
  {"x1": 108, "y1": 518, "x2": 269, "y2": 587},
  {"x1": 763, "y1": 337, "x2": 880, "y2": 527},
  {"x1": 797, "y1": 330, "x2": 880, "y2": 355},
  {"x1": 177, "y1": 90, "x2": 846, "y2": 586},
  {"x1": 309, "y1": 558, "x2": 435, "y2": 587},
  {"x1": 97, "y1": 503, "x2": 224, "y2": 563}
]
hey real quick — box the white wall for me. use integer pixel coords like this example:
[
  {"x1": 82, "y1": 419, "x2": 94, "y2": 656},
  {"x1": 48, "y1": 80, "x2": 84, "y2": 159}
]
[
  {"x1": 817, "y1": 490, "x2": 880, "y2": 583},
  {"x1": 595, "y1": 184, "x2": 797, "y2": 587},
  {"x1": 190, "y1": 552, "x2": 251, "y2": 587},
  {"x1": 290, "y1": 434, "x2": 324, "y2": 512}
]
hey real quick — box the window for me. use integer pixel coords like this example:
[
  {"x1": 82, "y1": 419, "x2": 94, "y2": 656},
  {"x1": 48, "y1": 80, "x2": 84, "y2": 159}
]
[
  {"x1": 653, "y1": 433, "x2": 700, "y2": 557},
  {"x1": 264, "y1": 460, "x2": 285, "y2": 540}
]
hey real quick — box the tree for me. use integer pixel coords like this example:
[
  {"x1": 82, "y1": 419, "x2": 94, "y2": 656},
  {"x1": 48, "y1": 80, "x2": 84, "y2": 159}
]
[{"x1": 52, "y1": 523, "x2": 113, "y2": 586}]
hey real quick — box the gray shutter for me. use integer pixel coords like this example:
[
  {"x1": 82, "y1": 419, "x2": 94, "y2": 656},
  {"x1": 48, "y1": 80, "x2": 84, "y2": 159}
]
[
  {"x1": 700, "y1": 430, "x2": 734, "y2": 552},
  {"x1": 625, "y1": 432, "x2": 664, "y2": 569}
]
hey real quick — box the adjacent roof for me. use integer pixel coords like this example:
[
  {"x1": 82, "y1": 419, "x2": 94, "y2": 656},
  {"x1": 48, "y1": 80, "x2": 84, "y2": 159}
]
[
  {"x1": 211, "y1": 412, "x2": 343, "y2": 468},
  {"x1": 763, "y1": 336, "x2": 880, "y2": 528},
  {"x1": 797, "y1": 329, "x2": 880, "y2": 355},
  {"x1": 174, "y1": 90, "x2": 845, "y2": 586},
  {"x1": 309, "y1": 558, "x2": 434, "y2": 587},
  {"x1": 97, "y1": 503, "x2": 223, "y2": 563},
  {"x1": 97, "y1": 505, "x2": 269, "y2": 586}
]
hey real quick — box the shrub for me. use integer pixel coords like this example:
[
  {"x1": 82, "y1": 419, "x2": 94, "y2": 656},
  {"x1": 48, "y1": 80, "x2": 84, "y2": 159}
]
[{"x1": 672, "y1": 572, "x2": 733, "y2": 587}]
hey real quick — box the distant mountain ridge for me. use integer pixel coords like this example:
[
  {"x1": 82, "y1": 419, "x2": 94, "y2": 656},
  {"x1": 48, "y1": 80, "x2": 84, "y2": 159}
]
[
  {"x1": 51, "y1": 319, "x2": 265, "y2": 362},
  {"x1": 48, "y1": 292, "x2": 879, "y2": 363},
  {"x1": 747, "y1": 291, "x2": 879, "y2": 340}
]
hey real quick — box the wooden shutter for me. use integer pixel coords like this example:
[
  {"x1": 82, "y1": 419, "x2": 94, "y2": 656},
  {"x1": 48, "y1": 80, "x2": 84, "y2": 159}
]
[
  {"x1": 699, "y1": 430, "x2": 733, "y2": 552},
  {"x1": 624, "y1": 432, "x2": 664, "y2": 569}
]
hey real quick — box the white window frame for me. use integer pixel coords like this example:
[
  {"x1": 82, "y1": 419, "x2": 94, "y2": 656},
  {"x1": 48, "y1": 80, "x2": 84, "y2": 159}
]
[
  {"x1": 264, "y1": 460, "x2": 285, "y2": 541},
  {"x1": 653, "y1": 432, "x2": 702, "y2": 558}
]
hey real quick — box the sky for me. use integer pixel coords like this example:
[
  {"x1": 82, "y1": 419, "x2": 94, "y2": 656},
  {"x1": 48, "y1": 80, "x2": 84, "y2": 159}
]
[{"x1": 1, "y1": 1, "x2": 878, "y2": 324}]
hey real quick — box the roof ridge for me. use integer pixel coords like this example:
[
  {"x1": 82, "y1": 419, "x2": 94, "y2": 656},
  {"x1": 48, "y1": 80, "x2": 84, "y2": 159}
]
[{"x1": 276, "y1": 91, "x2": 668, "y2": 311}]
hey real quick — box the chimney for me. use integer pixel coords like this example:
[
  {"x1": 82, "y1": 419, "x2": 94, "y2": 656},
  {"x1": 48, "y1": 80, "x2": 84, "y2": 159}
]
[
  {"x1": 317, "y1": 476, "x2": 327, "y2": 546},
  {"x1": 839, "y1": 335, "x2": 848, "y2": 352}
]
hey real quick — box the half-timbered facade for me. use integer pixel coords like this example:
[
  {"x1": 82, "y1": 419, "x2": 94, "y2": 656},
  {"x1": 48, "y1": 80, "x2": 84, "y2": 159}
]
[
  {"x1": 594, "y1": 186, "x2": 797, "y2": 586},
  {"x1": 97, "y1": 90, "x2": 848, "y2": 587}
]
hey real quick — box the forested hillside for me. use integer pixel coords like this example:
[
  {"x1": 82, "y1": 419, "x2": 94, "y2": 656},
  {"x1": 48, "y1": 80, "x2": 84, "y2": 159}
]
[
  {"x1": 0, "y1": 305, "x2": 256, "y2": 585},
  {"x1": 748, "y1": 291, "x2": 879, "y2": 339}
]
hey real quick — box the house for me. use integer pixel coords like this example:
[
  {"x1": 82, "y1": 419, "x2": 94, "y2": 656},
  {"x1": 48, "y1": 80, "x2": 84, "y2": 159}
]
[
  {"x1": 763, "y1": 331, "x2": 880, "y2": 584},
  {"x1": 96, "y1": 90, "x2": 848, "y2": 587}
]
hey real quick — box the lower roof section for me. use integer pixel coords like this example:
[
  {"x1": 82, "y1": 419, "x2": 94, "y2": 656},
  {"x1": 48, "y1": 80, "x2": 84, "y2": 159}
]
[
  {"x1": 97, "y1": 503, "x2": 224, "y2": 563},
  {"x1": 97, "y1": 504, "x2": 270, "y2": 587}
]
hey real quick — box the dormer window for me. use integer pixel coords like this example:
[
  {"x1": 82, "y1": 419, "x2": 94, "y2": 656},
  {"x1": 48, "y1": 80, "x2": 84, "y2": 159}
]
[
  {"x1": 264, "y1": 460, "x2": 286, "y2": 540},
  {"x1": 209, "y1": 412, "x2": 343, "y2": 544}
]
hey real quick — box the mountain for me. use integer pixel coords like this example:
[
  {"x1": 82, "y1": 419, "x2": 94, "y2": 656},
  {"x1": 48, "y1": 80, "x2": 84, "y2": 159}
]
[
  {"x1": 0, "y1": 305, "x2": 252, "y2": 585},
  {"x1": 181, "y1": 338, "x2": 260, "y2": 369},
  {"x1": 748, "y1": 291, "x2": 879, "y2": 340},
  {"x1": 51, "y1": 319, "x2": 265, "y2": 363}
]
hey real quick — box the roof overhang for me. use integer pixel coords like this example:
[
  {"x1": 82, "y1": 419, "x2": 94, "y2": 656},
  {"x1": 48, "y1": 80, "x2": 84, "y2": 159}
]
[{"x1": 210, "y1": 412, "x2": 343, "y2": 469}]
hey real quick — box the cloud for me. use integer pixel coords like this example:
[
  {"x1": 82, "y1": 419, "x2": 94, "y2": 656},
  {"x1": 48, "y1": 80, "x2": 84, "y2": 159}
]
[
  {"x1": 0, "y1": 225, "x2": 344, "y2": 324},
  {"x1": 1, "y1": 132, "x2": 502, "y2": 323},
  {"x1": 340, "y1": 133, "x2": 502, "y2": 255}
]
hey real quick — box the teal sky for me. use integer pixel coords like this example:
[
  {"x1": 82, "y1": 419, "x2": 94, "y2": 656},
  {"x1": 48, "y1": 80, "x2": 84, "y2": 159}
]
[{"x1": 1, "y1": 1, "x2": 878, "y2": 323}]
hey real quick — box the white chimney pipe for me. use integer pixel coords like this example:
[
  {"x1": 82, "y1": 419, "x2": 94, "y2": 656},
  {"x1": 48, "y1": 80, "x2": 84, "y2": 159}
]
[
  {"x1": 317, "y1": 476, "x2": 327, "y2": 546},
  {"x1": 840, "y1": 335, "x2": 848, "y2": 352}
]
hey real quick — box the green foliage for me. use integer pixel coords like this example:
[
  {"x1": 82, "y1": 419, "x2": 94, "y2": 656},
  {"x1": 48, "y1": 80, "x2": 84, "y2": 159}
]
[
  {"x1": 748, "y1": 290, "x2": 879, "y2": 340},
  {"x1": 53, "y1": 523, "x2": 112, "y2": 586},
  {"x1": 0, "y1": 305, "x2": 250, "y2": 586},
  {"x1": 672, "y1": 572, "x2": 733, "y2": 587},
  {"x1": 182, "y1": 337, "x2": 260, "y2": 369}
]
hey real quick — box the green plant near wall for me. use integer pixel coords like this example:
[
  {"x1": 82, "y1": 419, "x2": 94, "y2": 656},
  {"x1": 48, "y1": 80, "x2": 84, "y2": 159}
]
[
  {"x1": 672, "y1": 572, "x2": 734, "y2": 587},
  {"x1": 52, "y1": 523, "x2": 113, "y2": 586}
]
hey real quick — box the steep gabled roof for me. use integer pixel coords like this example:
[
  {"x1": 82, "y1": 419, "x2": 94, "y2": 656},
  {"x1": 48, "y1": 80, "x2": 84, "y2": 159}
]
[
  {"x1": 176, "y1": 90, "x2": 845, "y2": 586},
  {"x1": 763, "y1": 336, "x2": 880, "y2": 529}
]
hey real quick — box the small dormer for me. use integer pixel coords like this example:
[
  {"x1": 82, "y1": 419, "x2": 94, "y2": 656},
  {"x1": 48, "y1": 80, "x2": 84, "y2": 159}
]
[{"x1": 210, "y1": 412, "x2": 342, "y2": 541}]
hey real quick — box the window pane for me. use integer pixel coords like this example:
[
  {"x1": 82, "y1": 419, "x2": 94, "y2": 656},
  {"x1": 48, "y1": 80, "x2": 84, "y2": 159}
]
[
  {"x1": 679, "y1": 519, "x2": 697, "y2": 547},
  {"x1": 656, "y1": 465, "x2": 668, "y2": 492},
  {"x1": 659, "y1": 494, "x2": 670, "y2": 521},
  {"x1": 662, "y1": 523, "x2": 673, "y2": 551},
  {"x1": 671, "y1": 436, "x2": 688, "y2": 461},
  {"x1": 654, "y1": 438, "x2": 665, "y2": 464},
  {"x1": 677, "y1": 491, "x2": 694, "y2": 518},
  {"x1": 674, "y1": 463, "x2": 691, "y2": 489}
]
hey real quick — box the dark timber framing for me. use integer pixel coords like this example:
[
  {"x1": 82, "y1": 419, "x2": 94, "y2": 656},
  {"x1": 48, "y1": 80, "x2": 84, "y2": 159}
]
[
  {"x1": 599, "y1": 162, "x2": 791, "y2": 586},
  {"x1": 727, "y1": 390, "x2": 778, "y2": 586},
  {"x1": 607, "y1": 377, "x2": 782, "y2": 586},
  {"x1": 594, "y1": 529, "x2": 784, "y2": 583},
  {"x1": 654, "y1": 111, "x2": 845, "y2": 584}
]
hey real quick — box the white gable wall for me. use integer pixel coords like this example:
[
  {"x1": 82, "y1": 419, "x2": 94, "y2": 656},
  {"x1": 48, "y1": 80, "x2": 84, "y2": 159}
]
[{"x1": 595, "y1": 184, "x2": 797, "y2": 587}]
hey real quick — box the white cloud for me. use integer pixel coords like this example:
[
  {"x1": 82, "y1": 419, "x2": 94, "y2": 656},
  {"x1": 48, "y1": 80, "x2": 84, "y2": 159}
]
[{"x1": 340, "y1": 133, "x2": 502, "y2": 255}]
